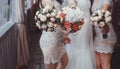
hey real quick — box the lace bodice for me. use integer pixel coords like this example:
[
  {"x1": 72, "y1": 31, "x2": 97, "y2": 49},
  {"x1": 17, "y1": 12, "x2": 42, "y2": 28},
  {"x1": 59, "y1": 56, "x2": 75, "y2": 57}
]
[{"x1": 40, "y1": 29, "x2": 65, "y2": 47}]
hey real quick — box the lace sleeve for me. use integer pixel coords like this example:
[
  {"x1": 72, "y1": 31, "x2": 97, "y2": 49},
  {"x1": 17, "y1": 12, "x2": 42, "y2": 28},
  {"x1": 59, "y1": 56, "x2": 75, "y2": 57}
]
[{"x1": 107, "y1": 23, "x2": 117, "y2": 46}]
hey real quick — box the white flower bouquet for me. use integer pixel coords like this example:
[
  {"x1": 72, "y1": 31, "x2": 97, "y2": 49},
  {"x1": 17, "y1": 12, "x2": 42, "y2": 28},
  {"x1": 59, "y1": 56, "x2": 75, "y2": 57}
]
[
  {"x1": 91, "y1": 9, "x2": 112, "y2": 39},
  {"x1": 59, "y1": 6, "x2": 84, "y2": 34},
  {"x1": 34, "y1": 6, "x2": 61, "y2": 32}
]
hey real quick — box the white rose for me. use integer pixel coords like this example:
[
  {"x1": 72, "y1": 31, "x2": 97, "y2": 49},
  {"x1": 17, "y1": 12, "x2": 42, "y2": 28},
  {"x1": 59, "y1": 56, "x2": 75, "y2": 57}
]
[
  {"x1": 105, "y1": 11, "x2": 111, "y2": 17},
  {"x1": 50, "y1": 18, "x2": 56, "y2": 22},
  {"x1": 40, "y1": 15, "x2": 47, "y2": 22},
  {"x1": 36, "y1": 22, "x2": 40, "y2": 26},
  {"x1": 105, "y1": 16, "x2": 112, "y2": 23},
  {"x1": 47, "y1": 22, "x2": 54, "y2": 27},
  {"x1": 94, "y1": 16, "x2": 100, "y2": 21},
  {"x1": 101, "y1": 10, "x2": 105, "y2": 13},
  {"x1": 37, "y1": 21, "x2": 41, "y2": 24},
  {"x1": 36, "y1": 22, "x2": 41, "y2": 29},
  {"x1": 36, "y1": 11, "x2": 39, "y2": 15},
  {"x1": 42, "y1": 8, "x2": 47, "y2": 13},
  {"x1": 46, "y1": 14, "x2": 51, "y2": 17},
  {"x1": 93, "y1": 22, "x2": 99, "y2": 27},
  {"x1": 38, "y1": 14, "x2": 42, "y2": 18},
  {"x1": 42, "y1": 25, "x2": 47, "y2": 29},
  {"x1": 53, "y1": 9, "x2": 57, "y2": 13},
  {"x1": 99, "y1": 22, "x2": 105, "y2": 27},
  {"x1": 51, "y1": 12, "x2": 56, "y2": 17}
]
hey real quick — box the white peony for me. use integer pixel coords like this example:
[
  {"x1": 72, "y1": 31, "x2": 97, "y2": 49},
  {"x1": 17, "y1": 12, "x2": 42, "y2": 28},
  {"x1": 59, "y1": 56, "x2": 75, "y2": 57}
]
[
  {"x1": 50, "y1": 18, "x2": 56, "y2": 22},
  {"x1": 53, "y1": 9, "x2": 57, "y2": 13},
  {"x1": 36, "y1": 22, "x2": 40, "y2": 26},
  {"x1": 105, "y1": 16, "x2": 112, "y2": 23},
  {"x1": 46, "y1": 13, "x2": 51, "y2": 17},
  {"x1": 42, "y1": 25, "x2": 47, "y2": 29},
  {"x1": 105, "y1": 11, "x2": 111, "y2": 17},
  {"x1": 94, "y1": 16, "x2": 100, "y2": 21},
  {"x1": 38, "y1": 14, "x2": 42, "y2": 18},
  {"x1": 40, "y1": 15, "x2": 47, "y2": 22},
  {"x1": 51, "y1": 12, "x2": 56, "y2": 17},
  {"x1": 42, "y1": 8, "x2": 47, "y2": 13},
  {"x1": 101, "y1": 10, "x2": 105, "y2": 13},
  {"x1": 47, "y1": 22, "x2": 54, "y2": 27},
  {"x1": 36, "y1": 22, "x2": 41, "y2": 29},
  {"x1": 98, "y1": 16, "x2": 102, "y2": 20},
  {"x1": 36, "y1": 11, "x2": 39, "y2": 15},
  {"x1": 36, "y1": 21, "x2": 41, "y2": 24},
  {"x1": 99, "y1": 22, "x2": 105, "y2": 27}
]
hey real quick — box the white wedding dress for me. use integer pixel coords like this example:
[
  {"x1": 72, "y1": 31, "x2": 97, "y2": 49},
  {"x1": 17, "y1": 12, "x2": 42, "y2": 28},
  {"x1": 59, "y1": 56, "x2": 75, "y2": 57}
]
[{"x1": 62, "y1": 0, "x2": 96, "y2": 69}]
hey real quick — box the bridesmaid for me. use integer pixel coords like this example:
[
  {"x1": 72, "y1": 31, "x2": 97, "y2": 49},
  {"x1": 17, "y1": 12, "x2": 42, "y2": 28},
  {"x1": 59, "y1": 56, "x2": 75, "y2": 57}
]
[
  {"x1": 39, "y1": 0, "x2": 68, "y2": 69},
  {"x1": 92, "y1": 0, "x2": 117, "y2": 69}
]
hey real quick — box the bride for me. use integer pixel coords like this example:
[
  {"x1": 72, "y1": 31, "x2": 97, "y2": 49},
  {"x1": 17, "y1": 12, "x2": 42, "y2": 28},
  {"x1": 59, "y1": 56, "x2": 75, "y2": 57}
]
[{"x1": 62, "y1": 0, "x2": 96, "y2": 69}]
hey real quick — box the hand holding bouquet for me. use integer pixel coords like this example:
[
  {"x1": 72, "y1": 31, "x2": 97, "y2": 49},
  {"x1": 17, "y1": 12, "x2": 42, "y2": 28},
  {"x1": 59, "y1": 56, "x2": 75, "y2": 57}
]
[{"x1": 91, "y1": 9, "x2": 112, "y2": 39}]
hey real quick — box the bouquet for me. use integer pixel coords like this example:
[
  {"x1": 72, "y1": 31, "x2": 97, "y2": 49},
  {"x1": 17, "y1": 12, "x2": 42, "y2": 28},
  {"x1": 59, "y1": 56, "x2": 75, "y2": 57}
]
[
  {"x1": 91, "y1": 9, "x2": 112, "y2": 39},
  {"x1": 59, "y1": 6, "x2": 84, "y2": 35},
  {"x1": 34, "y1": 6, "x2": 61, "y2": 32}
]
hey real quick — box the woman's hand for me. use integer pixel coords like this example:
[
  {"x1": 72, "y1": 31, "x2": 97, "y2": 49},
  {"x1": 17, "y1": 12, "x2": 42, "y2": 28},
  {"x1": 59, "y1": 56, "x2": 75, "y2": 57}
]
[
  {"x1": 56, "y1": 25, "x2": 71, "y2": 34},
  {"x1": 101, "y1": 24, "x2": 110, "y2": 34},
  {"x1": 64, "y1": 35, "x2": 71, "y2": 44}
]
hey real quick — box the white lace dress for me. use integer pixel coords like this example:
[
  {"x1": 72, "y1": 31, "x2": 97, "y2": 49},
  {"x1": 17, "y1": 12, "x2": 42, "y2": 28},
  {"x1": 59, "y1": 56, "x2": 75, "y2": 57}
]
[
  {"x1": 39, "y1": 0, "x2": 66, "y2": 64},
  {"x1": 40, "y1": 30, "x2": 66, "y2": 64},
  {"x1": 92, "y1": 0, "x2": 117, "y2": 53}
]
